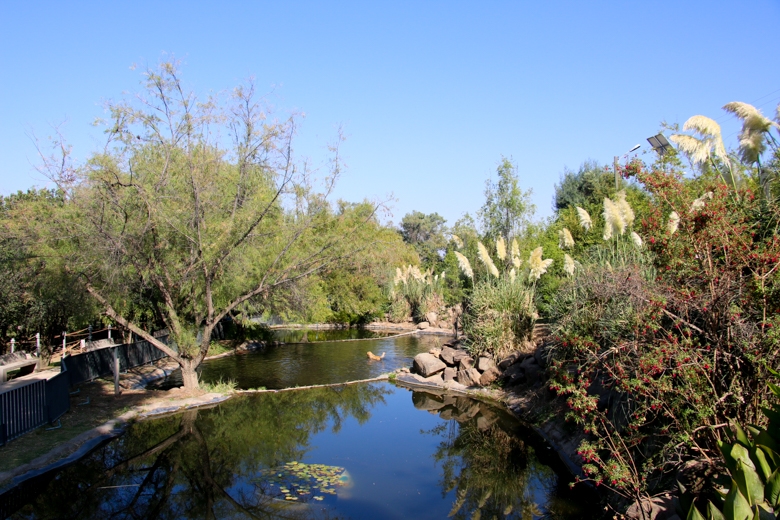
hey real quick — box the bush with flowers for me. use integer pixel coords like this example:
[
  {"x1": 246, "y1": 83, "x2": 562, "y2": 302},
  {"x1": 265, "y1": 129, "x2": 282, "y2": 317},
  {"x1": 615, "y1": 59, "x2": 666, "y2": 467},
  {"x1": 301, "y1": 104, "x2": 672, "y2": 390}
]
[{"x1": 545, "y1": 153, "x2": 780, "y2": 507}]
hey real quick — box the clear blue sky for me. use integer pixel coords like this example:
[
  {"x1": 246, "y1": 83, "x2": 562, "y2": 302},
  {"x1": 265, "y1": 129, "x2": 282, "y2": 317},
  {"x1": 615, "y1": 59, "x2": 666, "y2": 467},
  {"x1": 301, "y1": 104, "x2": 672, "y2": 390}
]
[{"x1": 2, "y1": 0, "x2": 778, "y2": 226}]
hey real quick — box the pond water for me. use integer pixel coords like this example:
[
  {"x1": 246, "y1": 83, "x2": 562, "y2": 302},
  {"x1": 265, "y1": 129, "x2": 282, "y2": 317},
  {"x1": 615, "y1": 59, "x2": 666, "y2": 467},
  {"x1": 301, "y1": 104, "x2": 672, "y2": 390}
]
[
  {"x1": 151, "y1": 329, "x2": 445, "y2": 390},
  {"x1": 2, "y1": 382, "x2": 598, "y2": 519}
]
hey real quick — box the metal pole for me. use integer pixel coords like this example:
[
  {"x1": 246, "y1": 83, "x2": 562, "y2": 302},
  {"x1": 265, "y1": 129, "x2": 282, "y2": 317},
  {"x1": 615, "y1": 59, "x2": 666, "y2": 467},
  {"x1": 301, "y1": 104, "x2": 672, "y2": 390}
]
[
  {"x1": 108, "y1": 324, "x2": 112, "y2": 340},
  {"x1": 10, "y1": 339, "x2": 14, "y2": 353},
  {"x1": 36, "y1": 333, "x2": 40, "y2": 358},
  {"x1": 88, "y1": 325, "x2": 92, "y2": 342},
  {"x1": 62, "y1": 332, "x2": 66, "y2": 358},
  {"x1": 614, "y1": 156, "x2": 620, "y2": 191}
]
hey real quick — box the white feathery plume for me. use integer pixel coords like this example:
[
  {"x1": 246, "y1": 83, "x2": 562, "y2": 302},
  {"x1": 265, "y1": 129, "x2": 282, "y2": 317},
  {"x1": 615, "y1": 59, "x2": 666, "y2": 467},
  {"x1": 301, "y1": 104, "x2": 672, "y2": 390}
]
[
  {"x1": 558, "y1": 228, "x2": 574, "y2": 249},
  {"x1": 512, "y1": 255, "x2": 522, "y2": 269},
  {"x1": 454, "y1": 251, "x2": 473, "y2": 279},
  {"x1": 477, "y1": 241, "x2": 499, "y2": 278},
  {"x1": 564, "y1": 254, "x2": 575, "y2": 276},
  {"x1": 603, "y1": 197, "x2": 625, "y2": 239},
  {"x1": 394, "y1": 267, "x2": 403, "y2": 285},
  {"x1": 615, "y1": 190, "x2": 635, "y2": 228},
  {"x1": 509, "y1": 268, "x2": 516, "y2": 283},
  {"x1": 496, "y1": 237, "x2": 507, "y2": 260},
  {"x1": 511, "y1": 238, "x2": 520, "y2": 259},
  {"x1": 452, "y1": 234, "x2": 464, "y2": 249},
  {"x1": 576, "y1": 206, "x2": 592, "y2": 231},
  {"x1": 631, "y1": 231, "x2": 643, "y2": 249},
  {"x1": 670, "y1": 116, "x2": 727, "y2": 165},
  {"x1": 723, "y1": 102, "x2": 780, "y2": 164},
  {"x1": 690, "y1": 192, "x2": 713, "y2": 213},
  {"x1": 668, "y1": 211, "x2": 680, "y2": 235},
  {"x1": 528, "y1": 246, "x2": 553, "y2": 281}
]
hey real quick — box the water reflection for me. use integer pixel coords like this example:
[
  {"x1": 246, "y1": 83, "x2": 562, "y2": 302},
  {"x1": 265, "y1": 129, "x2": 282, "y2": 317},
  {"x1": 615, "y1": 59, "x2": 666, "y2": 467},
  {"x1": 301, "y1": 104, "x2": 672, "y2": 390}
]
[
  {"x1": 3, "y1": 383, "x2": 597, "y2": 519},
  {"x1": 153, "y1": 332, "x2": 448, "y2": 390},
  {"x1": 412, "y1": 389, "x2": 593, "y2": 520}
]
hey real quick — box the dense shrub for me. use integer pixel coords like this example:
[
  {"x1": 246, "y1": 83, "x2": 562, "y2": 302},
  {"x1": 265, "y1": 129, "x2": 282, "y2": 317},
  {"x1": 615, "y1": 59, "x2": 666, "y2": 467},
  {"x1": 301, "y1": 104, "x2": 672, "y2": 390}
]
[{"x1": 546, "y1": 162, "x2": 780, "y2": 504}]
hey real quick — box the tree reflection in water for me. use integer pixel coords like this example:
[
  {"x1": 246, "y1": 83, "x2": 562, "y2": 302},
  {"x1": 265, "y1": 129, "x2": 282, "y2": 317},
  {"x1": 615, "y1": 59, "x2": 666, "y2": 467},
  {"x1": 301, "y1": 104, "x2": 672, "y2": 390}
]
[
  {"x1": 414, "y1": 390, "x2": 586, "y2": 520},
  {"x1": 5, "y1": 384, "x2": 388, "y2": 520}
]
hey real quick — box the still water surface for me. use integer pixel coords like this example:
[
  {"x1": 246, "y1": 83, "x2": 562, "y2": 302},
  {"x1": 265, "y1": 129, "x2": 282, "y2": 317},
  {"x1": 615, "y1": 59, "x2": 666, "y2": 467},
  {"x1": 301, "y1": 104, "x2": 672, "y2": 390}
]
[
  {"x1": 152, "y1": 329, "x2": 443, "y2": 390},
  {"x1": 4, "y1": 382, "x2": 597, "y2": 519}
]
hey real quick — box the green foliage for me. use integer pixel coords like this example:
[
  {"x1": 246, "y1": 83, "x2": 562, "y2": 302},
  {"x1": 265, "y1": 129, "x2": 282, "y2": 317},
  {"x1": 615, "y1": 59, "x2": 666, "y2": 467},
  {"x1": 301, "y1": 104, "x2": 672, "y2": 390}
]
[
  {"x1": 387, "y1": 265, "x2": 446, "y2": 322},
  {"x1": 20, "y1": 60, "x2": 385, "y2": 388},
  {"x1": 478, "y1": 157, "x2": 535, "y2": 242},
  {"x1": 546, "y1": 158, "x2": 780, "y2": 506},
  {"x1": 0, "y1": 189, "x2": 100, "y2": 358},
  {"x1": 461, "y1": 276, "x2": 536, "y2": 360},
  {"x1": 399, "y1": 210, "x2": 449, "y2": 268},
  {"x1": 683, "y1": 375, "x2": 780, "y2": 519},
  {"x1": 200, "y1": 376, "x2": 238, "y2": 393}
]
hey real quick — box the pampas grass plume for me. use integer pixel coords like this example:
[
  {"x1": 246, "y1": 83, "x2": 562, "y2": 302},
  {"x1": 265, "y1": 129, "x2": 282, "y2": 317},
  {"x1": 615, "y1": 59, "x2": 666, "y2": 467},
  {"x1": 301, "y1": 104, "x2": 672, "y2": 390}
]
[
  {"x1": 452, "y1": 234, "x2": 464, "y2": 248},
  {"x1": 528, "y1": 246, "x2": 553, "y2": 281},
  {"x1": 496, "y1": 237, "x2": 507, "y2": 260},
  {"x1": 576, "y1": 206, "x2": 592, "y2": 231},
  {"x1": 478, "y1": 241, "x2": 499, "y2": 278},
  {"x1": 631, "y1": 231, "x2": 643, "y2": 249},
  {"x1": 564, "y1": 254, "x2": 575, "y2": 276},
  {"x1": 668, "y1": 211, "x2": 680, "y2": 235},
  {"x1": 559, "y1": 228, "x2": 574, "y2": 249},
  {"x1": 454, "y1": 251, "x2": 473, "y2": 279}
]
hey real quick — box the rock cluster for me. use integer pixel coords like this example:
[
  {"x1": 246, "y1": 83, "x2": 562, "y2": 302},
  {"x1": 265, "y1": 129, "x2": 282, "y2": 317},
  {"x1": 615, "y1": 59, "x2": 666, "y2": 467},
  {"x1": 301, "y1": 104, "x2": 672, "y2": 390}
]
[{"x1": 409, "y1": 341, "x2": 549, "y2": 390}]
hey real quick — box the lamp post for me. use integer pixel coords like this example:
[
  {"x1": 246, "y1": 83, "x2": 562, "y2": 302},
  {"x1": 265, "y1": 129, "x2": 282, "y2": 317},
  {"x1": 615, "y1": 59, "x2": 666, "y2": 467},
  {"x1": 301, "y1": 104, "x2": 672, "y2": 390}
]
[{"x1": 615, "y1": 144, "x2": 641, "y2": 190}]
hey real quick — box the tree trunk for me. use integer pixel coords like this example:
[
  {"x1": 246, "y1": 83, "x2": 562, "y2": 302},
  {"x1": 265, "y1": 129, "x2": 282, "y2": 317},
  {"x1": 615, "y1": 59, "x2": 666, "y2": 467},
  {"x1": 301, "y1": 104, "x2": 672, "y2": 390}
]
[{"x1": 181, "y1": 359, "x2": 200, "y2": 390}]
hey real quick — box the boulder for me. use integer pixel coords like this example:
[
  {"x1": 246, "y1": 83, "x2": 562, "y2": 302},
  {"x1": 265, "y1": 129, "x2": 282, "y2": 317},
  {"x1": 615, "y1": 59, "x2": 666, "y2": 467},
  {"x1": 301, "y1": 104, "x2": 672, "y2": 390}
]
[
  {"x1": 479, "y1": 366, "x2": 501, "y2": 386},
  {"x1": 456, "y1": 367, "x2": 482, "y2": 387},
  {"x1": 425, "y1": 312, "x2": 438, "y2": 327},
  {"x1": 476, "y1": 356, "x2": 495, "y2": 372},
  {"x1": 520, "y1": 356, "x2": 541, "y2": 383},
  {"x1": 413, "y1": 353, "x2": 446, "y2": 377},
  {"x1": 440, "y1": 346, "x2": 470, "y2": 365},
  {"x1": 498, "y1": 350, "x2": 525, "y2": 370},
  {"x1": 417, "y1": 322, "x2": 430, "y2": 330},
  {"x1": 458, "y1": 356, "x2": 474, "y2": 370},
  {"x1": 443, "y1": 367, "x2": 457, "y2": 382},
  {"x1": 500, "y1": 363, "x2": 526, "y2": 386}
]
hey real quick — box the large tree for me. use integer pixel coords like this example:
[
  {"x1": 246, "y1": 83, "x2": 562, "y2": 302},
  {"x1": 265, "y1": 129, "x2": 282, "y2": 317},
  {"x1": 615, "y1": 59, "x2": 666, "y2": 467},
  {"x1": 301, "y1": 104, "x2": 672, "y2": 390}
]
[
  {"x1": 478, "y1": 157, "x2": 535, "y2": 242},
  {"x1": 25, "y1": 61, "x2": 383, "y2": 389}
]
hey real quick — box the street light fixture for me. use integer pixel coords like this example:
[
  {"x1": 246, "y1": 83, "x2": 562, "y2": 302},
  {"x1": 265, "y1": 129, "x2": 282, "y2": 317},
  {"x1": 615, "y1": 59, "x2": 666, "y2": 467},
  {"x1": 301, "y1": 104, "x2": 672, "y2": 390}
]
[{"x1": 647, "y1": 134, "x2": 671, "y2": 155}]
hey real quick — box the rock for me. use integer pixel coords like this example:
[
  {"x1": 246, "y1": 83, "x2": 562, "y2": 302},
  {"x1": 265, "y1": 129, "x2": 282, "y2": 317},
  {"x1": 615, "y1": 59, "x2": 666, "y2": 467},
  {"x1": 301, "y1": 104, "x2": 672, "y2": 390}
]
[
  {"x1": 520, "y1": 356, "x2": 541, "y2": 383},
  {"x1": 498, "y1": 351, "x2": 525, "y2": 370},
  {"x1": 417, "y1": 322, "x2": 430, "y2": 330},
  {"x1": 479, "y1": 366, "x2": 501, "y2": 386},
  {"x1": 443, "y1": 367, "x2": 457, "y2": 381},
  {"x1": 442, "y1": 380, "x2": 468, "y2": 392},
  {"x1": 458, "y1": 356, "x2": 474, "y2": 370},
  {"x1": 425, "y1": 312, "x2": 438, "y2": 327},
  {"x1": 456, "y1": 367, "x2": 482, "y2": 387},
  {"x1": 440, "y1": 346, "x2": 470, "y2": 365},
  {"x1": 476, "y1": 356, "x2": 495, "y2": 372},
  {"x1": 534, "y1": 346, "x2": 549, "y2": 368},
  {"x1": 500, "y1": 363, "x2": 526, "y2": 386},
  {"x1": 413, "y1": 353, "x2": 446, "y2": 377},
  {"x1": 422, "y1": 373, "x2": 444, "y2": 385},
  {"x1": 439, "y1": 346, "x2": 458, "y2": 365}
]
